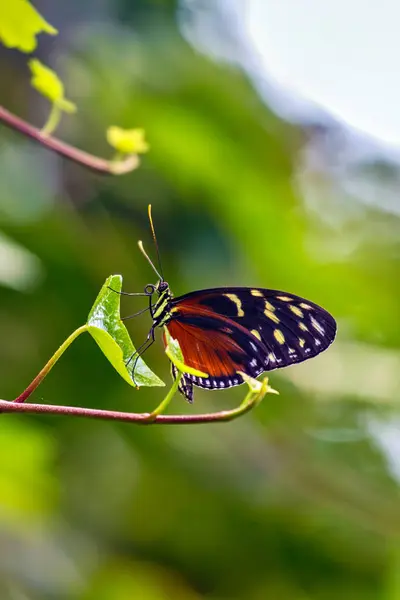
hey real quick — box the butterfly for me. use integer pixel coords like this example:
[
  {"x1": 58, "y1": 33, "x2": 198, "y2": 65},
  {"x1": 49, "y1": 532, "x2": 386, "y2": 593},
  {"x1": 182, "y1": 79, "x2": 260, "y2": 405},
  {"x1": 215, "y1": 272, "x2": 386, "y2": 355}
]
[{"x1": 123, "y1": 207, "x2": 337, "y2": 403}]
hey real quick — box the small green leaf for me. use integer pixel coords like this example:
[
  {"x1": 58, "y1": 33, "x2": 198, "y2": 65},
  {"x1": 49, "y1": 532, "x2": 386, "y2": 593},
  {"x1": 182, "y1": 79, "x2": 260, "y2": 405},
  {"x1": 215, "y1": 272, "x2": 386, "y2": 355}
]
[
  {"x1": 87, "y1": 275, "x2": 164, "y2": 388},
  {"x1": 107, "y1": 126, "x2": 149, "y2": 155},
  {"x1": 0, "y1": 0, "x2": 57, "y2": 53},
  {"x1": 28, "y1": 59, "x2": 77, "y2": 113},
  {"x1": 164, "y1": 328, "x2": 208, "y2": 378}
]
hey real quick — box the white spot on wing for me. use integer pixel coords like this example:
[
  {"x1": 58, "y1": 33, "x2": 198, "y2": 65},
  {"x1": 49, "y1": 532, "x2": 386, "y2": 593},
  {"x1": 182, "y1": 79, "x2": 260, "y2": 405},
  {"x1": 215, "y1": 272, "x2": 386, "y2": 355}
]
[
  {"x1": 250, "y1": 341, "x2": 258, "y2": 352},
  {"x1": 311, "y1": 316, "x2": 325, "y2": 335}
]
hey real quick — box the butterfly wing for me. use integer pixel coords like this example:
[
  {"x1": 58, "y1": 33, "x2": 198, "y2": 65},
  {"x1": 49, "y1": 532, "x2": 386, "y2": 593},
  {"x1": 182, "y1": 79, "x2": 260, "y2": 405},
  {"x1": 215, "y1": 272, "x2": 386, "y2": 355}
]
[
  {"x1": 164, "y1": 307, "x2": 269, "y2": 398},
  {"x1": 170, "y1": 362, "x2": 194, "y2": 404},
  {"x1": 167, "y1": 287, "x2": 336, "y2": 398}
]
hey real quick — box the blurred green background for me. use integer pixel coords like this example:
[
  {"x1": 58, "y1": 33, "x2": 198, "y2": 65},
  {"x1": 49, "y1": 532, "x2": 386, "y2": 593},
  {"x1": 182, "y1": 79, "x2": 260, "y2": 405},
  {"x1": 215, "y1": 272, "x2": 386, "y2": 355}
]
[{"x1": 1, "y1": 1, "x2": 400, "y2": 598}]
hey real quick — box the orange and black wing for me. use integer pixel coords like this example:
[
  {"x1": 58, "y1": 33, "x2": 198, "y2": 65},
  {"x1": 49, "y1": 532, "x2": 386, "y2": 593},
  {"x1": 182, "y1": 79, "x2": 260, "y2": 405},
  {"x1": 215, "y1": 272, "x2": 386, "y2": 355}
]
[
  {"x1": 164, "y1": 307, "x2": 269, "y2": 402},
  {"x1": 166, "y1": 287, "x2": 336, "y2": 401}
]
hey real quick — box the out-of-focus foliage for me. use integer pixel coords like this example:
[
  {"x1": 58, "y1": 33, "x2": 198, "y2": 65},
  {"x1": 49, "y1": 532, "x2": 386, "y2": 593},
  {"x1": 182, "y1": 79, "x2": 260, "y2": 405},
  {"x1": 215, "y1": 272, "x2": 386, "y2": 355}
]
[
  {"x1": 107, "y1": 126, "x2": 149, "y2": 155},
  {"x1": 29, "y1": 58, "x2": 77, "y2": 114},
  {"x1": 0, "y1": 1, "x2": 400, "y2": 599},
  {"x1": 0, "y1": 0, "x2": 56, "y2": 52}
]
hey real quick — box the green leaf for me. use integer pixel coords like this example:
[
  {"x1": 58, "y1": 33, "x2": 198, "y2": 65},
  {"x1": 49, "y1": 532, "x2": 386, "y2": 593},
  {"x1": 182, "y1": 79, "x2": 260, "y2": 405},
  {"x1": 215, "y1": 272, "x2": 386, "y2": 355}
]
[
  {"x1": 0, "y1": 0, "x2": 57, "y2": 53},
  {"x1": 28, "y1": 59, "x2": 77, "y2": 113},
  {"x1": 107, "y1": 126, "x2": 149, "y2": 155},
  {"x1": 87, "y1": 275, "x2": 164, "y2": 388}
]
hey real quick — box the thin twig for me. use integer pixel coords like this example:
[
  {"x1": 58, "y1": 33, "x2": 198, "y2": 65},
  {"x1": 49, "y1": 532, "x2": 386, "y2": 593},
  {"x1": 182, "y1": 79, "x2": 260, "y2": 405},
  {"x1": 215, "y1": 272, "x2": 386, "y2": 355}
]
[
  {"x1": 14, "y1": 325, "x2": 88, "y2": 403},
  {"x1": 0, "y1": 398, "x2": 257, "y2": 425},
  {"x1": 0, "y1": 105, "x2": 139, "y2": 175}
]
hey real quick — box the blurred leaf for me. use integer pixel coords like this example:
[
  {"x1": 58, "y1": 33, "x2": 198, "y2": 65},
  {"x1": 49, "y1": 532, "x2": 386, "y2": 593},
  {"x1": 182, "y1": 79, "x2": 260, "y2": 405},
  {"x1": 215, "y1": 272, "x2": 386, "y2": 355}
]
[
  {"x1": 0, "y1": 0, "x2": 57, "y2": 53},
  {"x1": 107, "y1": 126, "x2": 149, "y2": 154},
  {"x1": 28, "y1": 59, "x2": 76, "y2": 113},
  {"x1": 80, "y1": 559, "x2": 201, "y2": 600},
  {"x1": 87, "y1": 274, "x2": 164, "y2": 388},
  {"x1": 386, "y1": 541, "x2": 400, "y2": 600},
  {"x1": 0, "y1": 420, "x2": 56, "y2": 519}
]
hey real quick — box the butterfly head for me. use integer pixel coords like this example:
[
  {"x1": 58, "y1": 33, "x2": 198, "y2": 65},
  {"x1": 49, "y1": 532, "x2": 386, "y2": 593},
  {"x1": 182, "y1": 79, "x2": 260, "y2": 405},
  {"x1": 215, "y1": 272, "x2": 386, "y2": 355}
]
[
  {"x1": 142, "y1": 279, "x2": 170, "y2": 297},
  {"x1": 157, "y1": 280, "x2": 169, "y2": 294}
]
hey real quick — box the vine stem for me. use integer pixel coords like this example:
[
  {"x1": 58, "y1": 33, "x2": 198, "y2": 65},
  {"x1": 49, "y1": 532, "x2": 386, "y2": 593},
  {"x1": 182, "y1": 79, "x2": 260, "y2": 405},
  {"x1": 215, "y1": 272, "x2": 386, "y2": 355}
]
[
  {"x1": 0, "y1": 105, "x2": 139, "y2": 175},
  {"x1": 11, "y1": 323, "x2": 269, "y2": 423},
  {"x1": 14, "y1": 325, "x2": 88, "y2": 403},
  {"x1": 41, "y1": 103, "x2": 61, "y2": 136},
  {"x1": 0, "y1": 387, "x2": 260, "y2": 425},
  {"x1": 144, "y1": 370, "x2": 183, "y2": 421}
]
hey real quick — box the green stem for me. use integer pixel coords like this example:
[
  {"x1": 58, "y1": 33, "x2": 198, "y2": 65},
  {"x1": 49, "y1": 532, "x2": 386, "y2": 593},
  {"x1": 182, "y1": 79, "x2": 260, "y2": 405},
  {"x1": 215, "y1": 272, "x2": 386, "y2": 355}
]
[
  {"x1": 212, "y1": 389, "x2": 257, "y2": 422},
  {"x1": 14, "y1": 325, "x2": 88, "y2": 403},
  {"x1": 144, "y1": 371, "x2": 183, "y2": 422},
  {"x1": 41, "y1": 103, "x2": 61, "y2": 136}
]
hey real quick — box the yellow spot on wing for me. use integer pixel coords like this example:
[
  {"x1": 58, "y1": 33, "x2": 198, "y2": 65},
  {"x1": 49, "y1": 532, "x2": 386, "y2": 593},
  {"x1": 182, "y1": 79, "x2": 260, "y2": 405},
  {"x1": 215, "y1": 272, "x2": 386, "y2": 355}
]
[
  {"x1": 225, "y1": 293, "x2": 244, "y2": 317},
  {"x1": 251, "y1": 289, "x2": 263, "y2": 297},
  {"x1": 299, "y1": 322, "x2": 308, "y2": 332},
  {"x1": 265, "y1": 300, "x2": 275, "y2": 311},
  {"x1": 277, "y1": 296, "x2": 292, "y2": 301},
  {"x1": 251, "y1": 329, "x2": 261, "y2": 341},
  {"x1": 299, "y1": 338, "x2": 305, "y2": 348},
  {"x1": 264, "y1": 309, "x2": 280, "y2": 324},
  {"x1": 268, "y1": 353, "x2": 276, "y2": 362},
  {"x1": 289, "y1": 305, "x2": 304, "y2": 318},
  {"x1": 274, "y1": 329, "x2": 285, "y2": 344},
  {"x1": 300, "y1": 302, "x2": 312, "y2": 310}
]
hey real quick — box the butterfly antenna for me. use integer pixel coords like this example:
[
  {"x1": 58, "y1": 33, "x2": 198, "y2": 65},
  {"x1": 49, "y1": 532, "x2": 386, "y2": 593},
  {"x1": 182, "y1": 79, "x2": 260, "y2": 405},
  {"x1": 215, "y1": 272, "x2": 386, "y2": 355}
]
[
  {"x1": 138, "y1": 240, "x2": 162, "y2": 280},
  {"x1": 147, "y1": 204, "x2": 164, "y2": 280}
]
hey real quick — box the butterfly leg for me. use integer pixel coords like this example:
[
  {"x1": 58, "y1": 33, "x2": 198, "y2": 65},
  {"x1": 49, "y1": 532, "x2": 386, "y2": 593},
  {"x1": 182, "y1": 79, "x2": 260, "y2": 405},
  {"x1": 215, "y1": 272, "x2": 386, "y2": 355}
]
[
  {"x1": 121, "y1": 305, "x2": 152, "y2": 321},
  {"x1": 126, "y1": 327, "x2": 156, "y2": 385},
  {"x1": 108, "y1": 287, "x2": 149, "y2": 297}
]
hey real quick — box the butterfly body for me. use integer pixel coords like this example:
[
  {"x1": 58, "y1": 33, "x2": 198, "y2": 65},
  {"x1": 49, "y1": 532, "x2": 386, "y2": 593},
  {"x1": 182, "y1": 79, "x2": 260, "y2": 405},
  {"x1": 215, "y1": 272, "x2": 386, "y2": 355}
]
[{"x1": 147, "y1": 282, "x2": 337, "y2": 403}]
